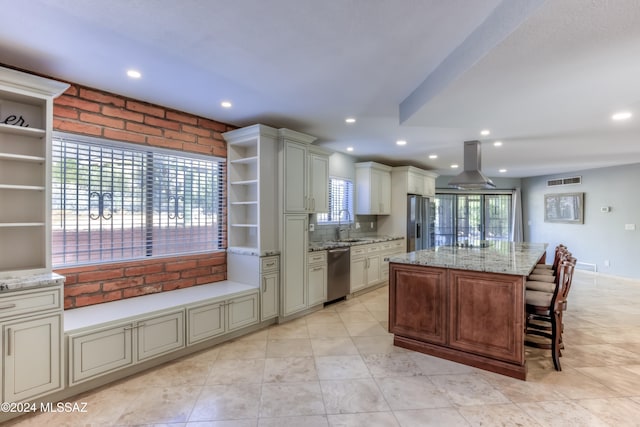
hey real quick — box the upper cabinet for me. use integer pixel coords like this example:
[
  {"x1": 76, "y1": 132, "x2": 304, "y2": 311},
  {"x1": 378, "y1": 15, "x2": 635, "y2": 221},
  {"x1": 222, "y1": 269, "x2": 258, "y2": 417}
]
[
  {"x1": 223, "y1": 124, "x2": 279, "y2": 252},
  {"x1": 0, "y1": 67, "x2": 69, "y2": 277},
  {"x1": 355, "y1": 162, "x2": 392, "y2": 215},
  {"x1": 279, "y1": 129, "x2": 329, "y2": 214},
  {"x1": 394, "y1": 166, "x2": 438, "y2": 197}
]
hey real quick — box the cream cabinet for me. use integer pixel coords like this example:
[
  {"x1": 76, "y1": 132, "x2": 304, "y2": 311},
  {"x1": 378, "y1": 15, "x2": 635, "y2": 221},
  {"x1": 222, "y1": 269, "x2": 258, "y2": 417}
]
[
  {"x1": 380, "y1": 239, "x2": 406, "y2": 278},
  {"x1": 0, "y1": 285, "x2": 64, "y2": 402},
  {"x1": 137, "y1": 311, "x2": 185, "y2": 361},
  {"x1": 260, "y1": 256, "x2": 279, "y2": 321},
  {"x1": 0, "y1": 67, "x2": 68, "y2": 277},
  {"x1": 280, "y1": 129, "x2": 329, "y2": 214},
  {"x1": 350, "y1": 243, "x2": 383, "y2": 293},
  {"x1": 187, "y1": 293, "x2": 259, "y2": 345},
  {"x1": 355, "y1": 162, "x2": 392, "y2": 215},
  {"x1": 281, "y1": 214, "x2": 308, "y2": 316},
  {"x1": 307, "y1": 251, "x2": 327, "y2": 307}
]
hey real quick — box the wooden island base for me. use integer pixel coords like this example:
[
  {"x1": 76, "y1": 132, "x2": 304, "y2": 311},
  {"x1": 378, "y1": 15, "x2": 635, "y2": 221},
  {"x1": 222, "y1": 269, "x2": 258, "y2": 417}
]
[{"x1": 389, "y1": 262, "x2": 529, "y2": 380}]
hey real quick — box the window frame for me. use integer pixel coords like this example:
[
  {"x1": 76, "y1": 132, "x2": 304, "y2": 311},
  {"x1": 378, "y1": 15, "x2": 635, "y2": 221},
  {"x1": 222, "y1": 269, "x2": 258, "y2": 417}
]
[{"x1": 317, "y1": 176, "x2": 354, "y2": 225}]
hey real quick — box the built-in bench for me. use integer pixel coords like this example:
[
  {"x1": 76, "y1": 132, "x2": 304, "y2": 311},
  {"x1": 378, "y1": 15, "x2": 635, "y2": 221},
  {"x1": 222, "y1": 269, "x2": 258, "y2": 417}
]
[{"x1": 57, "y1": 280, "x2": 270, "y2": 399}]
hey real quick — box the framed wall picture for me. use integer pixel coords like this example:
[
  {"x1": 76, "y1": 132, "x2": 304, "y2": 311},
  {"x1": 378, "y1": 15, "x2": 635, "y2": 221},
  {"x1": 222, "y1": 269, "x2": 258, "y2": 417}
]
[{"x1": 544, "y1": 192, "x2": 584, "y2": 224}]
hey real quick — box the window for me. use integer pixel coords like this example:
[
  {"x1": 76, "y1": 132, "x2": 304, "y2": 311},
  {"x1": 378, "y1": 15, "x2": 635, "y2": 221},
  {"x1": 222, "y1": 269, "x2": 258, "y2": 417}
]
[
  {"x1": 434, "y1": 192, "x2": 512, "y2": 246},
  {"x1": 52, "y1": 132, "x2": 225, "y2": 267},
  {"x1": 317, "y1": 177, "x2": 353, "y2": 224}
]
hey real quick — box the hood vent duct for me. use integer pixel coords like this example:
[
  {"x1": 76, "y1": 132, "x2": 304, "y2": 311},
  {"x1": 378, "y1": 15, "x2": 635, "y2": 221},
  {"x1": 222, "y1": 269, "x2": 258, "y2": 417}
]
[{"x1": 448, "y1": 140, "x2": 495, "y2": 190}]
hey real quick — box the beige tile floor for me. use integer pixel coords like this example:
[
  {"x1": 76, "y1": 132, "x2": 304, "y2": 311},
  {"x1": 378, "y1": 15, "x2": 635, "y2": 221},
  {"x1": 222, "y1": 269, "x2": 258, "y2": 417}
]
[{"x1": 7, "y1": 271, "x2": 640, "y2": 426}]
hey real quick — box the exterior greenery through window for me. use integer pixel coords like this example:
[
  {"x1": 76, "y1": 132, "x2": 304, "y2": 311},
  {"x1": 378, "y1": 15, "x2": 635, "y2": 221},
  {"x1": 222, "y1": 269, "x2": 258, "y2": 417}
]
[
  {"x1": 51, "y1": 132, "x2": 225, "y2": 267},
  {"x1": 317, "y1": 177, "x2": 354, "y2": 224},
  {"x1": 433, "y1": 193, "x2": 512, "y2": 246}
]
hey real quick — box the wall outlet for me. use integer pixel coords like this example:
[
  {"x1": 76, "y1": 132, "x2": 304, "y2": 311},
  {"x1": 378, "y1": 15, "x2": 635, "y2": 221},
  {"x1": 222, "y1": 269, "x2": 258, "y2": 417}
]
[
  {"x1": 604, "y1": 259, "x2": 610, "y2": 267},
  {"x1": 308, "y1": 223, "x2": 314, "y2": 232},
  {"x1": 355, "y1": 222, "x2": 360, "y2": 229}
]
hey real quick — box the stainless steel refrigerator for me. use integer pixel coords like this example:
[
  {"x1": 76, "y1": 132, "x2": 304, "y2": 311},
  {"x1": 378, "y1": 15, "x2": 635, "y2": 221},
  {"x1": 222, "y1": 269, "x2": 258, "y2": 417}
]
[{"x1": 407, "y1": 194, "x2": 434, "y2": 252}]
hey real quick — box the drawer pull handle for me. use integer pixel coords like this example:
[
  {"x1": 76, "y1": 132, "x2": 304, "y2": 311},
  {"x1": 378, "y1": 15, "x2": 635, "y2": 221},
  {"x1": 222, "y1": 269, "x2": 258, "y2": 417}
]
[
  {"x1": 265, "y1": 262, "x2": 275, "y2": 267},
  {"x1": 0, "y1": 304, "x2": 17, "y2": 310},
  {"x1": 7, "y1": 327, "x2": 11, "y2": 356}
]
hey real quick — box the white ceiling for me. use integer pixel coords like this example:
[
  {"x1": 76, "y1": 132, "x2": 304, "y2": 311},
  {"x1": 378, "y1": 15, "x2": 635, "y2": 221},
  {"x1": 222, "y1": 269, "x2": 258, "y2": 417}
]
[{"x1": 2, "y1": 0, "x2": 639, "y2": 179}]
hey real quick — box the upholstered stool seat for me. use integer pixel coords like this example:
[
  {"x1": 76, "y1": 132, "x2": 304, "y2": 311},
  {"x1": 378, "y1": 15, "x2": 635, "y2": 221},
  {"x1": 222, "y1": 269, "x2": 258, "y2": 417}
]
[
  {"x1": 525, "y1": 290, "x2": 553, "y2": 306},
  {"x1": 528, "y1": 273, "x2": 555, "y2": 282},
  {"x1": 525, "y1": 280, "x2": 555, "y2": 293}
]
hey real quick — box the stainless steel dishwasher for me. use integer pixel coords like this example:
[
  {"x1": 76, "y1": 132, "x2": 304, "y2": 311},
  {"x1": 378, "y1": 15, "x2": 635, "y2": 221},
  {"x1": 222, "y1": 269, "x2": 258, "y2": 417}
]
[{"x1": 327, "y1": 247, "x2": 351, "y2": 302}]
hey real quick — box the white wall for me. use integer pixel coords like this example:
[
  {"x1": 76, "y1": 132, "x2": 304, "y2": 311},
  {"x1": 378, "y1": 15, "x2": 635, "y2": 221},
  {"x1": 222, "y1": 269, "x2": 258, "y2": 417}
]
[
  {"x1": 328, "y1": 152, "x2": 355, "y2": 180},
  {"x1": 522, "y1": 163, "x2": 640, "y2": 279}
]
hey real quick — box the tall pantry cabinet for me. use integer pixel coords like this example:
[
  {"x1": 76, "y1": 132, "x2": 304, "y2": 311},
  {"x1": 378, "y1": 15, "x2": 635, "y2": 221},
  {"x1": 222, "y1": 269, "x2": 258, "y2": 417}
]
[{"x1": 0, "y1": 66, "x2": 68, "y2": 406}]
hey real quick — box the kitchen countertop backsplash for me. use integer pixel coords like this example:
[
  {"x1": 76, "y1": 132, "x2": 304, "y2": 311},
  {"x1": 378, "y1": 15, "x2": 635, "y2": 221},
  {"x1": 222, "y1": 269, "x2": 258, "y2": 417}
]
[{"x1": 308, "y1": 235, "x2": 404, "y2": 252}]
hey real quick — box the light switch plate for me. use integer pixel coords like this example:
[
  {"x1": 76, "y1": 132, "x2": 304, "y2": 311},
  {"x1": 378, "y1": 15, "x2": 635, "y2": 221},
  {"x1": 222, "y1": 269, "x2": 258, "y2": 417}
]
[{"x1": 625, "y1": 223, "x2": 636, "y2": 231}]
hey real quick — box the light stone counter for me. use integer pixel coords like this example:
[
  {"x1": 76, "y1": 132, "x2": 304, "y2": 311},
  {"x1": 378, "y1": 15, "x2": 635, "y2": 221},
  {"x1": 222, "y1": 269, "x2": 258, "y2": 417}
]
[
  {"x1": 387, "y1": 241, "x2": 548, "y2": 276},
  {"x1": 0, "y1": 272, "x2": 65, "y2": 293}
]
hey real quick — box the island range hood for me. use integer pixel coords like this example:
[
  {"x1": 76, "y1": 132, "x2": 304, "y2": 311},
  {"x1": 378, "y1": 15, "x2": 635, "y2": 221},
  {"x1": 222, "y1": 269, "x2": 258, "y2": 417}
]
[{"x1": 448, "y1": 140, "x2": 496, "y2": 190}]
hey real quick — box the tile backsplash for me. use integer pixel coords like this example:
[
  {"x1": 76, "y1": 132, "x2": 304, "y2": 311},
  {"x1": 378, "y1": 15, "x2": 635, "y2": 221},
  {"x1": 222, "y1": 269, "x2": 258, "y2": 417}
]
[{"x1": 309, "y1": 214, "x2": 378, "y2": 242}]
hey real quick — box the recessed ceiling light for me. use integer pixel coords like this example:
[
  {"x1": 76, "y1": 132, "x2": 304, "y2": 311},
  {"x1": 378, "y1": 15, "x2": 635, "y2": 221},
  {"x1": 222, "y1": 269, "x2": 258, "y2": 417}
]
[
  {"x1": 450, "y1": 164, "x2": 459, "y2": 169},
  {"x1": 612, "y1": 111, "x2": 632, "y2": 121},
  {"x1": 480, "y1": 129, "x2": 490, "y2": 136},
  {"x1": 345, "y1": 117, "x2": 356, "y2": 124},
  {"x1": 396, "y1": 140, "x2": 407, "y2": 146},
  {"x1": 221, "y1": 101, "x2": 232, "y2": 108},
  {"x1": 346, "y1": 147, "x2": 354, "y2": 152},
  {"x1": 126, "y1": 69, "x2": 141, "y2": 79},
  {"x1": 493, "y1": 141, "x2": 503, "y2": 147},
  {"x1": 428, "y1": 154, "x2": 438, "y2": 159},
  {"x1": 499, "y1": 169, "x2": 507, "y2": 173}
]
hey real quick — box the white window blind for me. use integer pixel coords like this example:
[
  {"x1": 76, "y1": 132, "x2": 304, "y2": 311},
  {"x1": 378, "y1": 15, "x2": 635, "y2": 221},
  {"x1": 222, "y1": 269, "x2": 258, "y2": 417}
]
[
  {"x1": 317, "y1": 177, "x2": 353, "y2": 223},
  {"x1": 52, "y1": 132, "x2": 225, "y2": 267}
]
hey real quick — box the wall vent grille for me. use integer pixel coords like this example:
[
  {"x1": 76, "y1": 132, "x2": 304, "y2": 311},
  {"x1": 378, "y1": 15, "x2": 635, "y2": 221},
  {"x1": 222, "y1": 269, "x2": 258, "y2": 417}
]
[{"x1": 547, "y1": 176, "x2": 582, "y2": 187}]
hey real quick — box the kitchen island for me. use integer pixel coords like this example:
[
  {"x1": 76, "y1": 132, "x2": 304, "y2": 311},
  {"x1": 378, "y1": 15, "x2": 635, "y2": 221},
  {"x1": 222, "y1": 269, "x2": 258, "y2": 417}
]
[{"x1": 387, "y1": 242, "x2": 547, "y2": 380}]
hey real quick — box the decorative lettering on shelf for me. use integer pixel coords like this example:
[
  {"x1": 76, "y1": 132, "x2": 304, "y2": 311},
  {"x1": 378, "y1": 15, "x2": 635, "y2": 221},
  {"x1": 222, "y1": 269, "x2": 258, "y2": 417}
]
[{"x1": 1, "y1": 114, "x2": 30, "y2": 127}]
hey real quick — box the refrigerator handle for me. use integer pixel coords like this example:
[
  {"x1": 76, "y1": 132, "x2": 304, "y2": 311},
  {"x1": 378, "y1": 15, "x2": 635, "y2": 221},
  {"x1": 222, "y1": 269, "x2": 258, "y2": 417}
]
[{"x1": 416, "y1": 222, "x2": 421, "y2": 239}]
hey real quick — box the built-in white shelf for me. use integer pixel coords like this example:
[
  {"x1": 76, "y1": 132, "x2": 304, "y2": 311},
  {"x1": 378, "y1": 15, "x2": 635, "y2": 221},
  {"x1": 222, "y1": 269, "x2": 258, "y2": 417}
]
[
  {"x1": 229, "y1": 156, "x2": 258, "y2": 165},
  {"x1": 231, "y1": 224, "x2": 258, "y2": 228},
  {"x1": 230, "y1": 179, "x2": 258, "y2": 185},
  {"x1": 0, "y1": 184, "x2": 45, "y2": 191},
  {"x1": 0, "y1": 123, "x2": 46, "y2": 137},
  {"x1": 0, "y1": 152, "x2": 45, "y2": 163},
  {"x1": 0, "y1": 223, "x2": 45, "y2": 228},
  {"x1": 231, "y1": 201, "x2": 258, "y2": 205}
]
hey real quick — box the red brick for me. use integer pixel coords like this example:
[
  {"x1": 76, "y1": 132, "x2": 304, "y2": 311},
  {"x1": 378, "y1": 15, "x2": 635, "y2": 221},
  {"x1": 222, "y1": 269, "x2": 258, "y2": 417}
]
[
  {"x1": 144, "y1": 115, "x2": 180, "y2": 131},
  {"x1": 197, "y1": 254, "x2": 226, "y2": 267},
  {"x1": 79, "y1": 112, "x2": 125, "y2": 129},
  {"x1": 167, "y1": 110, "x2": 198, "y2": 125},
  {"x1": 54, "y1": 105, "x2": 79, "y2": 120},
  {"x1": 162, "y1": 278, "x2": 196, "y2": 291},
  {"x1": 123, "y1": 284, "x2": 163, "y2": 298},
  {"x1": 103, "y1": 105, "x2": 144, "y2": 122},
  {"x1": 127, "y1": 101, "x2": 165, "y2": 118},
  {"x1": 75, "y1": 291, "x2": 122, "y2": 307},
  {"x1": 125, "y1": 263, "x2": 164, "y2": 276},
  {"x1": 181, "y1": 124, "x2": 211, "y2": 137},
  {"x1": 198, "y1": 119, "x2": 228, "y2": 132},
  {"x1": 212, "y1": 144, "x2": 226, "y2": 158},
  {"x1": 147, "y1": 136, "x2": 183, "y2": 150},
  {"x1": 102, "y1": 277, "x2": 145, "y2": 291},
  {"x1": 103, "y1": 128, "x2": 147, "y2": 144},
  {"x1": 63, "y1": 85, "x2": 79, "y2": 96},
  {"x1": 64, "y1": 298, "x2": 74, "y2": 309},
  {"x1": 164, "y1": 129, "x2": 196, "y2": 143},
  {"x1": 54, "y1": 120, "x2": 102, "y2": 136},
  {"x1": 60, "y1": 273, "x2": 78, "y2": 285},
  {"x1": 180, "y1": 266, "x2": 212, "y2": 278},
  {"x1": 65, "y1": 282, "x2": 102, "y2": 297},
  {"x1": 78, "y1": 268, "x2": 123, "y2": 282},
  {"x1": 145, "y1": 271, "x2": 181, "y2": 284},
  {"x1": 125, "y1": 121, "x2": 163, "y2": 136},
  {"x1": 79, "y1": 88, "x2": 125, "y2": 107},
  {"x1": 165, "y1": 260, "x2": 198, "y2": 272},
  {"x1": 211, "y1": 265, "x2": 226, "y2": 274},
  {"x1": 183, "y1": 142, "x2": 213, "y2": 155},
  {"x1": 55, "y1": 95, "x2": 101, "y2": 112},
  {"x1": 195, "y1": 273, "x2": 226, "y2": 285}
]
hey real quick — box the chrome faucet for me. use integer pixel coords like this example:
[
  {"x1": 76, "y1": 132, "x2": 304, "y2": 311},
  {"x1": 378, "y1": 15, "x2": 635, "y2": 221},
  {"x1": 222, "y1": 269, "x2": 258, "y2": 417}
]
[{"x1": 336, "y1": 209, "x2": 351, "y2": 240}]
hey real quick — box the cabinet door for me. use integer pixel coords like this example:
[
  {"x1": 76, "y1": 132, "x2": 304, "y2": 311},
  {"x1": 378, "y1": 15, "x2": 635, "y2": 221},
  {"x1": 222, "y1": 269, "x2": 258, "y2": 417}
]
[
  {"x1": 68, "y1": 322, "x2": 134, "y2": 386},
  {"x1": 379, "y1": 170, "x2": 391, "y2": 214},
  {"x1": 350, "y1": 257, "x2": 367, "y2": 293},
  {"x1": 365, "y1": 255, "x2": 381, "y2": 286},
  {"x1": 284, "y1": 141, "x2": 308, "y2": 213},
  {"x1": 423, "y1": 175, "x2": 436, "y2": 197},
  {"x1": 227, "y1": 294, "x2": 259, "y2": 332},
  {"x1": 3, "y1": 314, "x2": 62, "y2": 401},
  {"x1": 370, "y1": 169, "x2": 382, "y2": 214},
  {"x1": 308, "y1": 153, "x2": 329, "y2": 213},
  {"x1": 261, "y1": 271, "x2": 279, "y2": 321},
  {"x1": 137, "y1": 311, "x2": 185, "y2": 362},
  {"x1": 282, "y1": 215, "x2": 308, "y2": 316},
  {"x1": 308, "y1": 264, "x2": 327, "y2": 307},
  {"x1": 187, "y1": 302, "x2": 225, "y2": 345}
]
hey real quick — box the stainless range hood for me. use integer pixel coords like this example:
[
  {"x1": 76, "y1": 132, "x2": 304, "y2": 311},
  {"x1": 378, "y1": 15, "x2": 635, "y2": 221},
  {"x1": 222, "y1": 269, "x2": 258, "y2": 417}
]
[{"x1": 448, "y1": 140, "x2": 496, "y2": 190}]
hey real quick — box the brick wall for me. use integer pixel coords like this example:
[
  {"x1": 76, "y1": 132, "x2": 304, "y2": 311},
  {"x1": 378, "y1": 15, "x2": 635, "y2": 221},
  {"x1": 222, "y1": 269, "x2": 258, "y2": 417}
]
[{"x1": 53, "y1": 83, "x2": 233, "y2": 309}]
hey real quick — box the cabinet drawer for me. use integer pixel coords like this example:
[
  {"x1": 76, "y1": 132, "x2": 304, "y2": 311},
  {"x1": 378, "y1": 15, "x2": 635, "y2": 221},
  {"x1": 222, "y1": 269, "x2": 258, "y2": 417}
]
[
  {"x1": 187, "y1": 301, "x2": 225, "y2": 345},
  {"x1": 260, "y1": 256, "x2": 279, "y2": 273},
  {"x1": 0, "y1": 286, "x2": 61, "y2": 320},
  {"x1": 380, "y1": 242, "x2": 393, "y2": 251},
  {"x1": 68, "y1": 322, "x2": 134, "y2": 386},
  {"x1": 367, "y1": 244, "x2": 381, "y2": 253},
  {"x1": 351, "y1": 246, "x2": 367, "y2": 257},
  {"x1": 308, "y1": 251, "x2": 327, "y2": 265}
]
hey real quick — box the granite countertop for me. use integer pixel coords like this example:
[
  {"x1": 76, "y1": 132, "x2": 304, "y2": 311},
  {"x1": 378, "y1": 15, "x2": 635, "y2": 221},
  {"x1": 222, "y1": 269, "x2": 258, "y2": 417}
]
[
  {"x1": 227, "y1": 247, "x2": 281, "y2": 257},
  {"x1": 387, "y1": 241, "x2": 548, "y2": 276},
  {"x1": 0, "y1": 272, "x2": 65, "y2": 293},
  {"x1": 308, "y1": 235, "x2": 404, "y2": 252}
]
